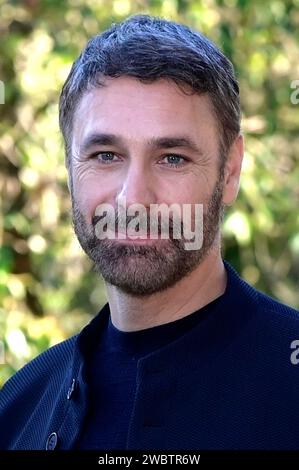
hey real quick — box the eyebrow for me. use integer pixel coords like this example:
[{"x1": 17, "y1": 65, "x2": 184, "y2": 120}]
[{"x1": 79, "y1": 132, "x2": 204, "y2": 156}]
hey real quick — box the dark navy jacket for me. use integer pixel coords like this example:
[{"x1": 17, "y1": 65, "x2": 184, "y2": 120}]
[{"x1": 1, "y1": 262, "x2": 299, "y2": 450}]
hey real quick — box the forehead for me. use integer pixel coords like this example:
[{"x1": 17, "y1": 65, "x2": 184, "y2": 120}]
[{"x1": 72, "y1": 77, "x2": 218, "y2": 150}]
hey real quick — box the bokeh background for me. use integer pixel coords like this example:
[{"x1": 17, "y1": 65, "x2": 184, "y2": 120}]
[{"x1": 0, "y1": 0, "x2": 299, "y2": 386}]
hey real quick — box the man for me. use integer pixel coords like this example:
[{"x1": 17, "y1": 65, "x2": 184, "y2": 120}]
[{"x1": 1, "y1": 14, "x2": 299, "y2": 451}]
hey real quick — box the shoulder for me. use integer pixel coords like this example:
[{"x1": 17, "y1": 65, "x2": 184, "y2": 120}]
[
  {"x1": 222, "y1": 261, "x2": 299, "y2": 366},
  {"x1": 244, "y1": 277, "x2": 299, "y2": 330},
  {"x1": 250, "y1": 287, "x2": 299, "y2": 352},
  {"x1": 224, "y1": 262, "x2": 299, "y2": 373},
  {"x1": 255, "y1": 287, "x2": 299, "y2": 322},
  {"x1": 225, "y1": 260, "x2": 299, "y2": 322},
  {"x1": 0, "y1": 334, "x2": 80, "y2": 449},
  {"x1": 0, "y1": 334, "x2": 78, "y2": 407}
]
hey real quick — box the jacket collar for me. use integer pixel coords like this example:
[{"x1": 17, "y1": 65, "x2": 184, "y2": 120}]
[{"x1": 73, "y1": 261, "x2": 257, "y2": 379}]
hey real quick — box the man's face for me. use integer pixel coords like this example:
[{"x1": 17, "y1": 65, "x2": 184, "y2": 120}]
[{"x1": 70, "y1": 77, "x2": 225, "y2": 296}]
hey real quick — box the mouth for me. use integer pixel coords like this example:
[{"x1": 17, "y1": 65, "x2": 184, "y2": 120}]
[
  {"x1": 103, "y1": 227, "x2": 170, "y2": 244},
  {"x1": 116, "y1": 230, "x2": 159, "y2": 243}
]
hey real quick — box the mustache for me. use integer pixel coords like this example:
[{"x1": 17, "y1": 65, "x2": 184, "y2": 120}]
[{"x1": 92, "y1": 211, "x2": 184, "y2": 237}]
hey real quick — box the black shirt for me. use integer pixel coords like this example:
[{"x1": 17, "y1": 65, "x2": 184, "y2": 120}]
[{"x1": 77, "y1": 295, "x2": 223, "y2": 449}]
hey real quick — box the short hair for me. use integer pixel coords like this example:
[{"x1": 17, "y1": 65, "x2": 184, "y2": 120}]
[{"x1": 59, "y1": 14, "x2": 241, "y2": 167}]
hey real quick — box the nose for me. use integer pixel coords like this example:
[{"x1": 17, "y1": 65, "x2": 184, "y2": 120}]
[{"x1": 116, "y1": 161, "x2": 157, "y2": 209}]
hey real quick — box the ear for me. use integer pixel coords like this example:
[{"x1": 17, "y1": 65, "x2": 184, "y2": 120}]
[{"x1": 222, "y1": 134, "x2": 244, "y2": 206}]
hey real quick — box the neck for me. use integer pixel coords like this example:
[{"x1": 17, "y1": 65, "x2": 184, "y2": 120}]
[{"x1": 105, "y1": 244, "x2": 227, "y2": 332}]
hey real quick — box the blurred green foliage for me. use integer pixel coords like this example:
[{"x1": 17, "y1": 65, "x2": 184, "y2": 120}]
[{"x1": 0, "y1": 0, "x2": 299, "y2": 386}]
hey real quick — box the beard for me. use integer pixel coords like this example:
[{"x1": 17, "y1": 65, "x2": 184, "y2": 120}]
[{"x1": 71, "y1": 178, "x2": 224, "y2": 297}]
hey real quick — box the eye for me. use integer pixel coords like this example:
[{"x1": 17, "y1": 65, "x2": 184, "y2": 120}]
[
  {"x1": 160, "y1": 154, "x2": 187, "y2": 167},
  {"x1": 91, "y1": 151, "x2": 120, "y2": 164}
]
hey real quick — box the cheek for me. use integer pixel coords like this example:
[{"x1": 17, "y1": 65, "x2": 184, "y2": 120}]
[
  {"x1": 163, "y1": 178, "x2": 210, "y2": 206},
  {"x1": 72, "y1": 166, "x2": 112, "y2": 222}
]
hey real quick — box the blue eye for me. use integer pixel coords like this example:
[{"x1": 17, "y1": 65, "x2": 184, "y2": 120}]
[
  {"x1": 162, "y1": 154, "x2": 187, "y2": 167},
  {"x1": 97, "y1": 152, "x2": 117, "y2": 162},
  {"x1": 89, "y1": 151, "x2": 120, "y2": 164}
]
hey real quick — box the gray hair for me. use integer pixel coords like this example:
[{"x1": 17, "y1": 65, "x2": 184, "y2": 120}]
[{"x1": 59, "y1": 14, "x2": 241, "y2": 167}]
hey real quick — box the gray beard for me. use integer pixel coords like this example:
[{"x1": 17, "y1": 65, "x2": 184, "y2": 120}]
[{"x1": 71, "y1": 180, "x2": 224, "y2": 297}]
